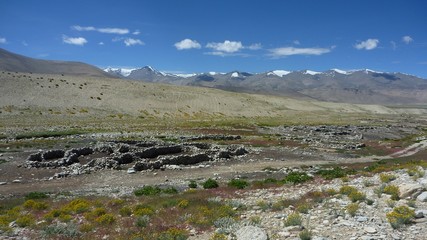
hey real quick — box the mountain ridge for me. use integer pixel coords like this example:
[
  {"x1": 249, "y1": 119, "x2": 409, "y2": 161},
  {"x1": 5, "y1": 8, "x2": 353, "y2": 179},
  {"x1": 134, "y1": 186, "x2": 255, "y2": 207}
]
[{"x1": 104, "y1": 66, "x2": 427, "y2": 105}]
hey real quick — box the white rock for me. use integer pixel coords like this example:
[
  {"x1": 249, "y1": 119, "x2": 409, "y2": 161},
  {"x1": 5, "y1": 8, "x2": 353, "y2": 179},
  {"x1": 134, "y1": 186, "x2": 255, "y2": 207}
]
[
  {"x1": 399, "y1": 183, "x2": 423, "y2": 199},
  {"x1": 127, "y1": 168, "x2": 136, "y2": 174},
  {"x1": 364, "y1": 226, "x2": 377, "y2": 234},
  {"x1": 416, "y1": 191, "x2": 427, "y2": 202},
  {"x1": 235, "y1": 226, "x2": 268, "y2": 240},
  {"x1": 12, "y1": 179, "x2": 22, "y2": 183},
  {"x1": 0, "y1": 182, "x2": 6, "y2": 185}
]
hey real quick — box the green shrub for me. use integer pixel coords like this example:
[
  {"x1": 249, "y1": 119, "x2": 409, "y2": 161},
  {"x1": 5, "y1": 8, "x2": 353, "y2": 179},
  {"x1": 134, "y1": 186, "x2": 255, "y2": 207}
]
[
  {"x1": 386, "y1": 206, "x2": 415, "y2": 229},
  {"x1": 25, "y1": 191, "x2": 48, "y2": 200},
  {"x1": 188, "y1": 180, "x2": 198, "y2": 189},
  {"x1": 380, "y1": 173, "x2": 396, "y2": 183},
  {"x1": 162, "y1": 187, "x2": 178, "y2": 194},
  {"x1": 209, "y1": 233, "x2": 228, "y2": 240},
  {"x1": 283, "y1": 172, "x2": 313, "y2": 184},
  {"x1": 227, "y1": 179, "x2": 249, "y2": 189},
  {"x1": 95, "y1": 213, "x2": 115, "y2": 225},
  {"x1": 299, "y1": 229, "x2": 312, "y2": 240},
  {"x1": 339, "y1": 185, "x2": 358, "y2": 195},
  {"x1": 346, "y1": 203, "x2": 359, "y2": 217},
  {"x1": 284, "y1": 212, "x2": 302, "y2": 226},
  {"x1": 134, "y1": 186, "x2": 162, "y2": 196},
  {"x1": 317, "y1": 167, "x2": 348, "y2": 180},
  {"x1": 383, "y1": 185, "x2": 400, "y2": 200},
  {"x1": 119, "y1": 206, "x2": 132, "y2": 216},
  {"x1": 16, "y1": 214, "x2": 35, "y2": 227},
  {"x1": 42, "y1": 222, "x2": 81, "y2": 238},
  {"x1": 133, "y1": 205, "x2": 154, "y2": 216},
  {"x1": 296, "y1": 203, "x2": 311, "y2": 214},
  {"x1": 178, "y1": 199, "x2": 189, "y2": 209},
  {"x1": 203, "y1": 178, "x2": 219, "y2": 189},
  {"x1": 135, "y1": 215, "x2": 150, "y2": 228},
  {"x1": 348, "y1": 191, "x2": 366, "y2": 202},
  {"x1": 67, "y1": 198, "x2": 91, "y2": 213}
]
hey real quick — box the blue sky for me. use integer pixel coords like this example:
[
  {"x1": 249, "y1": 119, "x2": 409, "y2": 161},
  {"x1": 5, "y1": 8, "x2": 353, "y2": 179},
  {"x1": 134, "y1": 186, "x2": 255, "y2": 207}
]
[{"x1": 1, "y1": 0, "x2": 427, "y2": 77}]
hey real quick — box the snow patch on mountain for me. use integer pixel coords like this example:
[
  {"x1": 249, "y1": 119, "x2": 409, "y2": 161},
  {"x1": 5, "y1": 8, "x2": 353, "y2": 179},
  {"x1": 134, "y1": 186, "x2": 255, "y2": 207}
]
[
  {"x1": 267, "y1": 70, "x2": 291, "y2": 77},
  {"x1": 104, "y1": 67, "x2": 135, "y2": 77},
  {"x1": 231, "y1": 72, "x2": 239, "y2": 78},
  {"x1": 304, "y1": 70, "x2": 321, "y2": 75},
  {"x1": 331, "y1": 69, "x2": 350, "y2": 75}
]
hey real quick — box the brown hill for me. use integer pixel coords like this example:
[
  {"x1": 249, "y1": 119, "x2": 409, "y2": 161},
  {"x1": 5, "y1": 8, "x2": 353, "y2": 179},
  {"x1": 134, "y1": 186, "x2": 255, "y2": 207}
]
[{"x1": 0, "y1": 48, "x2": 114, "y2": 78}]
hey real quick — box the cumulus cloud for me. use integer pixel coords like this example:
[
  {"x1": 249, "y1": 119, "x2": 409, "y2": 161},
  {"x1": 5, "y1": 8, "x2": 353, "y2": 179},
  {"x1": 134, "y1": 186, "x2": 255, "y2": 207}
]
[
  {"x1": 293, "y1": 40, "x2": 301, "y2": 45},
  {"x1": 354, "y1": 38, "x2": 379, "y2": 50},
  {"x1": 124, "y1": 38, "x2": 144, "y2": 46},
  {"x1": 62, "y1": 35, "x2": 87, "y2": 46},
  {"x1": 0, "y1": 37, "x2": 7, "y2": 44},
  {"x1": 133, "y1": 30, "x2": 141, "y2": 35},
  {"x1": 174, "y1": 39, "x2": 201, "y2": 50},
  {"x1": 247, "y1": 43, "x2": 262, "y2": 50},
  {"x1": 206, "y1": 40, "x2": 243, "y2": 53},
  {"x1": 268, "y1": 47, "x2": 331, "y2": 58},
  {"x1": 72, "y1": 25, "x2": 129, "y2": 35},
  {"x1": 402, "y1": 35, "x2": 413, "y2": 44}
]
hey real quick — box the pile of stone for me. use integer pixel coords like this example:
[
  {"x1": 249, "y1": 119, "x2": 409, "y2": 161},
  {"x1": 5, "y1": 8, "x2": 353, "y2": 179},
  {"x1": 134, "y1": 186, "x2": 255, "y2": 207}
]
[{"x1": 23, "y1": 137, "x2": 248, "y2": 178}]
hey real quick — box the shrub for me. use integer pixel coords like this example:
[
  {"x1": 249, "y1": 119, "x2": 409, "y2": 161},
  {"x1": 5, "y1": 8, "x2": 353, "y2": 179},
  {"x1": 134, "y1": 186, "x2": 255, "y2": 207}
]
[
  {"x1": 157, "y1": 228, "x2": 188, "y2": 240},
  {"x1": 188, "y1": 180, "x2": 198, "y2": 189},
  {"x1": 297, "y1": 203, "x2": 311, "y2": 214},
  {"x1": 383, "y1": 185, "x2": 400, "y2": 200},
  {"x1": 386, "y1": 206, "x2": 415, "y2": 229},
  {"x1": 228, "y1": 179, "x2": 249, "y2": 189},
  {"x1": 16, "y1": 214, "x2": 35, "y2": 227},
  {"x1": 92, "y1": 207, "x2": 106, "y2": 217},
  {"x1": 325, "y1": 188, "x2": 338, "y2": 196},
  {"x1": 135, "y1": 215, "x2": 150, "y2": 228},
  {"x1": 284, "y1": 212, "x2": 302, "y2": 226},
  {"x1": 68, "y1": 198, "x2": 91, "y2": 213},
  {"x1": 283, "y1": 172, "x2": 313, "y2": 184},
  {"x1": 178, "y1": 199, "x2": 189, "y2": 209},
  {"x1": 366, "y1": 199, "x2": 374, "y2": 205},
  {"x1": 162, "y1": 187, "x2": 178, "y2": 194},
  {"x1": 42, "y1": 222, "x2": 81, "y2": 238},
  {"x1": 203, "y1": 178, "x2": 219, "y2": 189},
  {"x1": 134, "y1": 206, "x2": 154, "y2": 216},
  {"x1": 317, "y1": 167, "x2": 348, "y2": 179},
  {"x1": 348, "y1": 191, "x2": 366, "y2": 202},
  {"x1": 346, "y1": 203, "x2": 359, "y2": 217},
  {"x1": 25, "y1": 191, "x2": 48, "y2": 200},
  {"x1": 299, "y1": 229, "x2": 312, "y2": 240},
  {"x1": 339, "y1": 185, "x2": 358, "y2": 195},
  {"x1": 210, "y1": 233, "x2": 228, "y2": 240},
  {"x1": 119, "y1": 206, "x2": 132, "y2": 216},
  {"x1": 95, "y1": 213, "x2": 115, "y2": 225},
  {"x1": 380, "y1": 173, "x2": 396, "y2": 183},
  {"x1": 134, "y1": 186, "x2": 162, "y2": 196}
]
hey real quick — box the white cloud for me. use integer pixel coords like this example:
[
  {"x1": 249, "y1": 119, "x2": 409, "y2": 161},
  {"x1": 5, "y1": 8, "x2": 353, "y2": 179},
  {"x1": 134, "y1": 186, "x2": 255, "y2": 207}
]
[
  {"x1": 0, "y1": 37, "x2": 7, "y2": 44},
  {"x1": 206, "y1": 40, "x2": 243, "y2": 53},
  {"x1": 133, "y1": 30, "x2": 141, "y2": 35},
  {"x1": 99, "y1": 42, "x2": 104, "y2": 45},
  {"x1": 124, "y1": 38, "x2": 144, "y2": 46},
  {"x1": 293, "y1": 40, "x2": 300, "y2": 45},
  {"x1": 354, "y1": 38, "x2": 379, "y2": 50},
  {"x1": 390, "y1": 41, "x2": 397, "y2": 50},
  {"x1": 174, "y1": 39, "x2": 201, "y2": 50},
  {"x1": 62, "y1": 35, "x2": 87, "y2": 46},
  {"x1": 72, "y1": 25, "x2": 129, "y2": 35},
  {"x1": 268, "y1": 46, "x2": 331, "y2": 58},
  {"x1": 247, "y1": 43, "x2": 262, "y2": 50},
  {"x1": 22, "y1": 41, "x2": 28, "y2": 46},
  {"x1": 402, "y1": 35, "x2": 413, "y2": 44}
]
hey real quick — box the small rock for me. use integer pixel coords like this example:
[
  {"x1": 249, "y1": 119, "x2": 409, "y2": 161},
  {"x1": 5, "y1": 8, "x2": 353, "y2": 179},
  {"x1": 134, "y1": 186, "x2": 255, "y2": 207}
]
[
  {"x1": 278, "y1": 231, "x2": 291, "y2": 237},
  {"x1": 416, "y1": 191, "x2": 427, "y2": 202},
  {"x1": 0, "y1": 182, "x2": 7, "y2": 185},
  {"x1": 357, "y1": 216, "x2": 368, "y2": 222},
  {"x1": 235, "y1": 226, "x2": 268, "y2": 240},
  {"x1": 12, "y1": 179, "x2": 22, "y2": 183},
  {"x1": 364, "y1": 227, "x2": 377, "y2": 234},
  {"x1": 399, "y1": 183, "x2": 423, "y2": 199},
  {"x1": 127, "y1": 168, "x2": 136, "y2": 174},
  {"x1": 415, "y1": 209, "x2": 427, "y2": 218}
]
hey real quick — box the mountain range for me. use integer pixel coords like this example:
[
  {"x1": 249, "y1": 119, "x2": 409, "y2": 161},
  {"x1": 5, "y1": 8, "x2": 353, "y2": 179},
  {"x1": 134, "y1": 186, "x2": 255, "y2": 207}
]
[
  {"x1": 105, "y1": 66, "x2": 427, "y2": 105},
  {"x1": 0, "y1": 47, "x2": 426, "y2": 106}
]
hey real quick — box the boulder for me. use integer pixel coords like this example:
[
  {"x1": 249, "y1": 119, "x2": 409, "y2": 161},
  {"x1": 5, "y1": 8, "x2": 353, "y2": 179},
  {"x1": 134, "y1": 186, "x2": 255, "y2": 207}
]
[
  {"x1": 235, "y1": 226, "x2": 268, "y2": 240},
  {"x1": 42, "y1": 149, "x2": 65, "y2": 160},
  {"x1": 27, "y1": 152, "x2": 42, "y2": 162},
  {"x1": 399, "y1": 183, "x2": 424, "y2": 199}
]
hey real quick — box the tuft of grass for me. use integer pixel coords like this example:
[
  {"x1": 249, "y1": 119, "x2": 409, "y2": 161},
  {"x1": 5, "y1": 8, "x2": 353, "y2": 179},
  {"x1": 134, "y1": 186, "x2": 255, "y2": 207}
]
[
  {"x1": 284, "y1": 212, "x2": 302, "y2": 226},
  {"x1": 317, "y1": 167, "x2": 350, "y2": 180},
  {"x1": 16, "y1": 129, "x2": 86, "y2": 140},
  {"x1": 25, "y1": 191, "x2": 49, "y2": 200},
  {"x1": 299, "y1": 229, "x2": 312, "y2": 240},
  {"x1": 346, "y1": 203, "x2": 359, "y2": 217},
  {"x1": 95, "y1": 213, "x2": 115, "y2": 225},
  {"x1": 383, "y1": 185, "x2": 400, "y2": 200},
  {"x1": 379, "y1": 173, "x2": 396, "y2": 183},
  {"x1": 188, "y1": 180, "x2": 198, "y2": 189},
  {"x1": 134, "y1": 186, "x2": 162, "y2": 196}
]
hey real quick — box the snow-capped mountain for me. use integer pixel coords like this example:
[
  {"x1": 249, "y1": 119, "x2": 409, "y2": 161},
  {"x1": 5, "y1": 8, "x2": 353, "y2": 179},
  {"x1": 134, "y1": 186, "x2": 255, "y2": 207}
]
[{"x1": 103, "y1": 66, "x2": 427, "y2": 105}]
